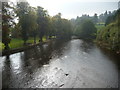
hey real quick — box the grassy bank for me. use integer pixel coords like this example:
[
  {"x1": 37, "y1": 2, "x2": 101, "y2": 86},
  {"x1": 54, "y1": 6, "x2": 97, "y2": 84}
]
[
  {"x1": 95, "y1": 23, "x2": 105, "y2": 31},
  {"x1": 0, "y1": 37, "x2": 47, "y2": 51}
]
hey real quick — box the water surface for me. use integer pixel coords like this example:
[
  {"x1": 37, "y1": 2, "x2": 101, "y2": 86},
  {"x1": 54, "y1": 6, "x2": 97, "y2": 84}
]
[{"x1": 1, "y1": 39, "x2": 119, "y2": 88}]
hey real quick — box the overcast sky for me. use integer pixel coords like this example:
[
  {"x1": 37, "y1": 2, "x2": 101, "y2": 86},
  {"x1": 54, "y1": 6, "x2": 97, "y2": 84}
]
[{"x1": 17, "y1": 0, "x2": 119, "y2": 19}]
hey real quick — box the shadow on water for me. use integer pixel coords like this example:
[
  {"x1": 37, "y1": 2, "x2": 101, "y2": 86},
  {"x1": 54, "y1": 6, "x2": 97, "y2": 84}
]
[
  {"x1": 81, "y1": 40, "x2": 119, "y2": 69},
  {"x1": 21, "y1": 39, "x2": 69, "y2": 71},
  {"x1": 2, "y1": 59, "x2": 12, "y2": 88},
  {"x1": 2, "y1": 39, "x2": 69, "y2": 88},
  {"x1": 80, "y1": 40, "x2": 95, "y2": 53},
  {"x1": 97, "y1": 46, "x2": 120, "y2": 69}
]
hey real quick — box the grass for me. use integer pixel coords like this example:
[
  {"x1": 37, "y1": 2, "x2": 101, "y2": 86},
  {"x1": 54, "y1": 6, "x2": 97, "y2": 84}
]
[
  {"x1": 9, "y1": 38, "x2": 24, "y2": 49},
  {"x1": 27, "y1": 37, "x2": 39, "y2": 44},
  {"x1": 96, "y1": 22, "x2": 105, "y2": 25},
  {"x1": 42, "y1": 36, "x2": 47, "y2": 42},
  {"x1": 0, "y1": 36, "x2": 47, "y2": 51},
  {"x1": 95, "y1": 24, "x2": 105, "y2": 31},
  {"x1": 0, "y1": 42, "x2": 4, "y2": 51}
]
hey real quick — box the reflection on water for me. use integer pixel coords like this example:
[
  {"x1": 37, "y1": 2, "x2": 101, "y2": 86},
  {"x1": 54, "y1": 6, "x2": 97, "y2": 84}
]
[{"x1": 1, "y1": 39, "x2": 119, "y2": 88}]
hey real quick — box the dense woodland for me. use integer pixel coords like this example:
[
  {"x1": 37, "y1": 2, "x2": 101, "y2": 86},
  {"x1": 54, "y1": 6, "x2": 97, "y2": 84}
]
[{"x1": 1, "y1": 2, "x2": 120, "y2": 53}]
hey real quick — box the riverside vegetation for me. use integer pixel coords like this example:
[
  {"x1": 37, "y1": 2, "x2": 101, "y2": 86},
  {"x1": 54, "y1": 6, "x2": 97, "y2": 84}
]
[{"x1": 1, "y1": 2, "x2": 120, "y2": 54}]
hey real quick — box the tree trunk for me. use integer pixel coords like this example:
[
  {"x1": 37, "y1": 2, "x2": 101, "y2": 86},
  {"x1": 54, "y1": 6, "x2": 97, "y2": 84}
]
[
  {"x1": 24, "y1": 40, "x2": 26, "y2": 45},
  {"x1": 34, "y1": 35, "x2": 36, "y2": 44},
  {"x1": 39, "y1": 36, "x2": 43, "y2": 42},
  {"x1": 6, "y1": 55, "x2": 10, "y2": 59},
  {"x1": 4, "y1": 43, "x2": 10, "y2": 50}
]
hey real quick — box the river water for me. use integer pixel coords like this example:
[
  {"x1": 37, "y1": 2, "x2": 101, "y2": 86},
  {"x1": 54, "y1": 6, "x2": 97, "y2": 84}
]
[{"x1": 1, "y1": 39, "x2": 119, "y2": 88}]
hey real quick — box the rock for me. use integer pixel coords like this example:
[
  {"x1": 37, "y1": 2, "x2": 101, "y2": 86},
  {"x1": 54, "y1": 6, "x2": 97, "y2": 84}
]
[
  {"x1": 65, "y1": 74, "x2": 69, "y2": 76},
  {"x1": 59, "y1": 84, "x2": 64, "y2": 87}
]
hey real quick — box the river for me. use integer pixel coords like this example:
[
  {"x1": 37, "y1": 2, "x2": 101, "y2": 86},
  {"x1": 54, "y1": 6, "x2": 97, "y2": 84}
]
[{"x1": 0, "y1": 39, "x2": 119, "y2": 88}]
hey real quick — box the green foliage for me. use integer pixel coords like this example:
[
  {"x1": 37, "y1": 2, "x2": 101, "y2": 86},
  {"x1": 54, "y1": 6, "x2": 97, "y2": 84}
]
[
  {"x1": 75, "y1": 19, "x2": 97, "y2": 40},
  {"x1": 0, "y1": 42, "x2": 5, "y2": 51},
  {"x1": 96, "y1": 9, "x2": 120, "y2": 51},
  {"x1": 92, "y1": 13, "x2": 98, "y2": 24},
  {"x1": 95, "y1": 23, "x2": 105, "y2": 31},
  {"x1": 2, "y1": 2, "x2": 14, "y2": 50},
  {"x1": 2, "y1": 1, "x2": 73, "y2": 51},
  {"x1": 47, "y1": 17, "x2": 56, "y2": 38},
  {"x1": 52, "y1": 13, "x2": 72, "y2": 39},
  {"x1": 11, "y1": 23, "x2": 21, "y2": 38},
  {"x1": 27, "y1": 7, "x2": 38, "y2": 43},
  {"x1": 99, "y1": 11, "x2": 116, "y2": 23},
  {"x1": 105, "y1": 9, "x2": 120, "y2": 26},
  {"x1": 16, "y1": 2, "x2": 30, "y2": 44},
  {"x1": 37, "y1": 6, "x2": 49, "y2": 42}
]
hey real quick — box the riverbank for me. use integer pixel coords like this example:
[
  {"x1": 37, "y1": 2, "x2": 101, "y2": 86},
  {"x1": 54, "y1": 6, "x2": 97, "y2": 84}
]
[
  {"x1": 1, "y1": 37, "x2": 71, "y2": 56},
  {"x1": 1, "y1": 40, "x2": 52, "y2": 56},
  {"x1": 0, "y1": 37, "x2": 45, "y2": 51},
  {"x1": 95, "y1": 41, "x2": 120, "y2": 55}
]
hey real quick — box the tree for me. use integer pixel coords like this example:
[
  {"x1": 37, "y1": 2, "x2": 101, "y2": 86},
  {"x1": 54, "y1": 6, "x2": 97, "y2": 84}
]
[
  {"x1": 105, "y1": 9, "x2": 120, "y2": 26},
  {"x1": 37, "y1": 6, "x2": 49, "y2": 42},
  {"x1": 11, "y1": 23, "x2": 21, "y2": 38},
  {"x1": 105, "y1": 15, "x2": 114, "y2": 26},
  {"x1": 99, "y1": 13, "x2": 104, "y2": 22},
  {"x1": 92, "y1": 13, "x2": 98, "y2": 24},
  {"x1": 2, "y1": 2, "x2": 14, "y2": 50},
  {"x1": 28, "y1": 7, "x2": 38, "y2": 43},
  {"x1": 96, "y1": 9, "x2": 120, "y2": 51},
  {"x1": 75, "y1": 19, "x2": 97, "y2": 39},
  {"x1": 52, "y1": 13, "x2": 62, "y2": 39},
  {"x1": 98, "y1": 10, "x2": 116, "y2": 23},
  {"x1": 52, "y1": 13, "x2": 72, "y2": 39},
  {"x1": 60, "y1": 19, "x2": 72, "y2": 39},
  {"x1": 47, "y1": 17, "x2": 55, "y2": 39},
  {"x1": 16, "y1": 2, "x2": 30, "y2": 44}
]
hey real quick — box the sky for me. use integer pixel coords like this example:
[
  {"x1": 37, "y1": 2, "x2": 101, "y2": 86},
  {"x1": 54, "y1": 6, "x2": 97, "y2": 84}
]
[{"x1": 17, "y1": 0, "x2": 119, "y2": 19}]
